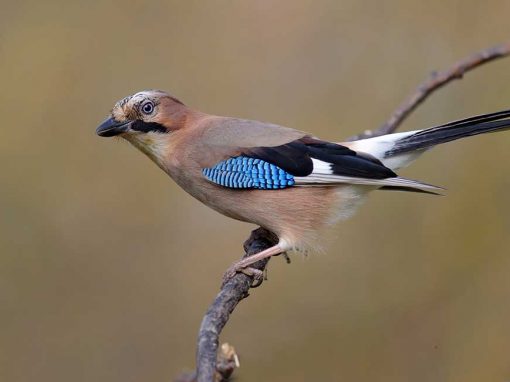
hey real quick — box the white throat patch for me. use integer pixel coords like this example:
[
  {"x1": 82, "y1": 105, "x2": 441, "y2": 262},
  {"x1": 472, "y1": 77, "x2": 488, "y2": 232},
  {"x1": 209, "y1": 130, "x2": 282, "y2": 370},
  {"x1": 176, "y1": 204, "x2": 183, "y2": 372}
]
[{"x1": 124, "y1": 132, "x2": 170, "y2": 168}]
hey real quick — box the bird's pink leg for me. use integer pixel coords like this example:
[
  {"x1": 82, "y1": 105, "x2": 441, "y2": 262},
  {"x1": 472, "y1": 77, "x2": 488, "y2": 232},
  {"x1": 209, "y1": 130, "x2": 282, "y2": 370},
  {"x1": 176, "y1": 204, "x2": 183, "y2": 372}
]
[{"x1": 223, "y1": 244, "x2": 284, "y2": 285}]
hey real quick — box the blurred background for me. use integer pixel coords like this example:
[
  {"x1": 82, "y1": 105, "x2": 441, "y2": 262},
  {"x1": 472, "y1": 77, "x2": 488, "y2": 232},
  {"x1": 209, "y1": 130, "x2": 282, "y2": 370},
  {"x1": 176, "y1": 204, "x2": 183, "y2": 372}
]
[{"x1": 1, "y1": 1, "x2": 510, "y2": 381}]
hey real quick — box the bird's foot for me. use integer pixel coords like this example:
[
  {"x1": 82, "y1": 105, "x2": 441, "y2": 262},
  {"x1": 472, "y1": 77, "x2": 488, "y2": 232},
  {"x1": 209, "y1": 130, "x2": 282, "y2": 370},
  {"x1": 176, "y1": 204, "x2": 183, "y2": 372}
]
[
  {"x1": 221, "y1": 244, "x2": 283, "y2": 287},
  {"x1": 241, "y1": 266, "x2": 266, "y2": 287},
  {"x1": 222, "y1": 263, "x2": 265, "y2": 287}
]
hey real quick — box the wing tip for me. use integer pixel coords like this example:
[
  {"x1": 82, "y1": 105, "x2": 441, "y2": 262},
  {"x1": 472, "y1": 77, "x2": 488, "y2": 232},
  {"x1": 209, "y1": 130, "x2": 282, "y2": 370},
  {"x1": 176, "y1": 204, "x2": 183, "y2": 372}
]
[{"x1": 379, "y1": 185, "x2": 445, "y2": 196}]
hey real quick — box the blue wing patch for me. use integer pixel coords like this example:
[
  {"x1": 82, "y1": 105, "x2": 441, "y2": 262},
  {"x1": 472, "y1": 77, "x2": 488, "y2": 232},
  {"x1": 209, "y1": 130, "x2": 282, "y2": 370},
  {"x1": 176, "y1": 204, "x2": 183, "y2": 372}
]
[{"x1": 202, "y1": 157, "x2": 295, "y2": 189}]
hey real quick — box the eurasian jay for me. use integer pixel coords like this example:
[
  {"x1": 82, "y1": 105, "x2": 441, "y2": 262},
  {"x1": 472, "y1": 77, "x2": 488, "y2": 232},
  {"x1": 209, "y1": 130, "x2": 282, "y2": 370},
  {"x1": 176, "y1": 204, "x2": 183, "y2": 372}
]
[{"x1": 96, "y1": 90, "x2": 510, "y2": 279}]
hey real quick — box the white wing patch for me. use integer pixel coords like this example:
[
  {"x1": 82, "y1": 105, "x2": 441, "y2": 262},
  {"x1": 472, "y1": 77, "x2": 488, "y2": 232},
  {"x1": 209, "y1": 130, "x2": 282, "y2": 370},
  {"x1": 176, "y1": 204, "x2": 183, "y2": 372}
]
[{"x1": 308, "y1": 158, "x2": 333, "y2": 174}]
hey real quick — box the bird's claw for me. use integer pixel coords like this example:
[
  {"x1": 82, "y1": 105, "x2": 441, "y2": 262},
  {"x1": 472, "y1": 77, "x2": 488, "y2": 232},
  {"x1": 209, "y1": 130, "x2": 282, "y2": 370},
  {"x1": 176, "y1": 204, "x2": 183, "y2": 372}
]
[
  {"x1": 222, "y1": 264, "x2": 266, "y2": 288},
  {"x1": 241, "y1": 267, "x2": 265, "y2": 287}
]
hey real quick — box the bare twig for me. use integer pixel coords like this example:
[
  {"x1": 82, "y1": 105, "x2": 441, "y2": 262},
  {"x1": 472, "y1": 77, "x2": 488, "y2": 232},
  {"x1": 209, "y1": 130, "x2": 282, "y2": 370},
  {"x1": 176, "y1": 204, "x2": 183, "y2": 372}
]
[
  {"x1": 174, "y1": 228, "x2": 278, "y2": 382},
  {"x1": 196, "y1": 228, "x2": 277, "y2": 382},
  {"x1": 179, "y1": 42, "x2": 510, "y2": 382},
  {"x1": 348, "y1": 42, "x2": 510, "y2": 141}
]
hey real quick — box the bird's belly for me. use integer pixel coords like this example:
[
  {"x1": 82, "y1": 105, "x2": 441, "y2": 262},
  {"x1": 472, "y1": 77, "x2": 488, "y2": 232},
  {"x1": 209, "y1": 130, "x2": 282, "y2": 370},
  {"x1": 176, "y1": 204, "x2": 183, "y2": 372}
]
[{"x1": 175, "y1": 169, "x2": 370, "y2": 251}]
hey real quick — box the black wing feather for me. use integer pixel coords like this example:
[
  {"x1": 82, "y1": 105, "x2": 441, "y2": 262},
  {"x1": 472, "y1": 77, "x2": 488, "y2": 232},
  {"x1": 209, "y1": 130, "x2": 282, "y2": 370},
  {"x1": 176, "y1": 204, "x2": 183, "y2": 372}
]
[
  {"x1": 243, "y1": 138, "x2": 396, "y2": 179},
  {"x1": 245, "y1": 141, "x2": 312, "y2": 176}
]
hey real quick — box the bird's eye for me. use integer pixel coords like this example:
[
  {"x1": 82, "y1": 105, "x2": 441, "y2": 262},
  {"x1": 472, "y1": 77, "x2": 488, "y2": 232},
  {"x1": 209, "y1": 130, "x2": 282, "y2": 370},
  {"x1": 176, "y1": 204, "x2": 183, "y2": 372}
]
[{"x1": 141, "y1": 101, "x2": 155, "y2": 115}]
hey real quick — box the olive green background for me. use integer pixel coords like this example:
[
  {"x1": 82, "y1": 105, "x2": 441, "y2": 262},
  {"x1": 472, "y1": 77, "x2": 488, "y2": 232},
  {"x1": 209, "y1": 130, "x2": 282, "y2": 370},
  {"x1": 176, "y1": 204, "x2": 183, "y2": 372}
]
[{"x1": 1, "y1": 1, "x2": 510, "y2": 381}]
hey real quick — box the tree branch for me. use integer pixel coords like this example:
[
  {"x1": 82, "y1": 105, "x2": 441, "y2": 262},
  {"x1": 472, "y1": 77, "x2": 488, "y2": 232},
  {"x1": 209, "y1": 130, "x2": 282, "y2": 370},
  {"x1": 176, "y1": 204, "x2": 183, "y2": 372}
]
[
  {"x1": 177, "y1": 42, "x2": 510, "y2": 382},
  {"x1": 347, "y1": 42, "x2": 510, "y2": 141},
  {"x1": 176, "y1": 228, "x2": 278, "y2": 382}
]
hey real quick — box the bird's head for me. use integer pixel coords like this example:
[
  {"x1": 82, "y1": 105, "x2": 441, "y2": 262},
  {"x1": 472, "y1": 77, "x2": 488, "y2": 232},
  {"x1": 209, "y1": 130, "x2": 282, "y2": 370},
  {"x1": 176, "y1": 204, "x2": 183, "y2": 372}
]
[{"x1": 96, "y1": 90, "x2": 187, "y2": 163}]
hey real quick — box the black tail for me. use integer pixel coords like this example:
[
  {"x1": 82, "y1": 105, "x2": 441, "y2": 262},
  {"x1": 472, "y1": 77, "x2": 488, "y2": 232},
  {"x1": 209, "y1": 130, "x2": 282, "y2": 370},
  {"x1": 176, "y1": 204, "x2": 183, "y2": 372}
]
[{"x1": 386, "y1": 109, "x2": 510, "y2": 156}]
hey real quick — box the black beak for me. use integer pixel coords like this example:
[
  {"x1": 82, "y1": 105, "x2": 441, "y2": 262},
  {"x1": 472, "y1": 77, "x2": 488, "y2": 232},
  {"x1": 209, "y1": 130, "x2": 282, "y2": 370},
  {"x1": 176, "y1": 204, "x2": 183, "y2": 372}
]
[{"x1": 96, "y1": 117, "x2": 131, "y2": 137}]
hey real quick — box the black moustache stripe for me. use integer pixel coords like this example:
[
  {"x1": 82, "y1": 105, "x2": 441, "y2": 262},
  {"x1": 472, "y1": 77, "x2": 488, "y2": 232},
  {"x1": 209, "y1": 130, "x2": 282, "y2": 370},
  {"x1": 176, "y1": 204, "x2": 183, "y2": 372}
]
[{"x1": 131, "y1": 120, "x2": 167, "y2": 133}]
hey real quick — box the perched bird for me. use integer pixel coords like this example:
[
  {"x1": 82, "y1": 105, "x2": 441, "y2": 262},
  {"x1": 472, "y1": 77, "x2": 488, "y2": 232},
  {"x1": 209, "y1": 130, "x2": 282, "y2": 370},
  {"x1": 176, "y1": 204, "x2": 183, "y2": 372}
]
[{"x1": 96, "y1": 90, "x2": 510, "y2": 280}]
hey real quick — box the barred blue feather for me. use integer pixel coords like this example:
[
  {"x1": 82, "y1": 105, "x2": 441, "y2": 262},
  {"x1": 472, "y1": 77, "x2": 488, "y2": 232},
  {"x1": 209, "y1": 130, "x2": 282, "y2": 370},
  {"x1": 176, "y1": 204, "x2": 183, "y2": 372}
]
[{"x1": 202, "y1": 157, "x2": 295, "y2": 189}]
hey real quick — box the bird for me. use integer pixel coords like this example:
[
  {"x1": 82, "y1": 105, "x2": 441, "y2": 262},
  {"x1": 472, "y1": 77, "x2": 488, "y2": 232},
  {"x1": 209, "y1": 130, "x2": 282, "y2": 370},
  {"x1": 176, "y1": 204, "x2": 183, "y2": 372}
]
[{"x1": 96, "y1": 90, "x2": 510, "y2": 281}]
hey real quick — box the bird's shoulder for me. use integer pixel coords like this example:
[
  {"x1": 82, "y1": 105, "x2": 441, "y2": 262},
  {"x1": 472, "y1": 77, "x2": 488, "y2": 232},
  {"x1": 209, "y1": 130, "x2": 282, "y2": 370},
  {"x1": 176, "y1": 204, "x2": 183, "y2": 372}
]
[{"x1": 197, "y1": 116, "x2": 309, "y2": 148}]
